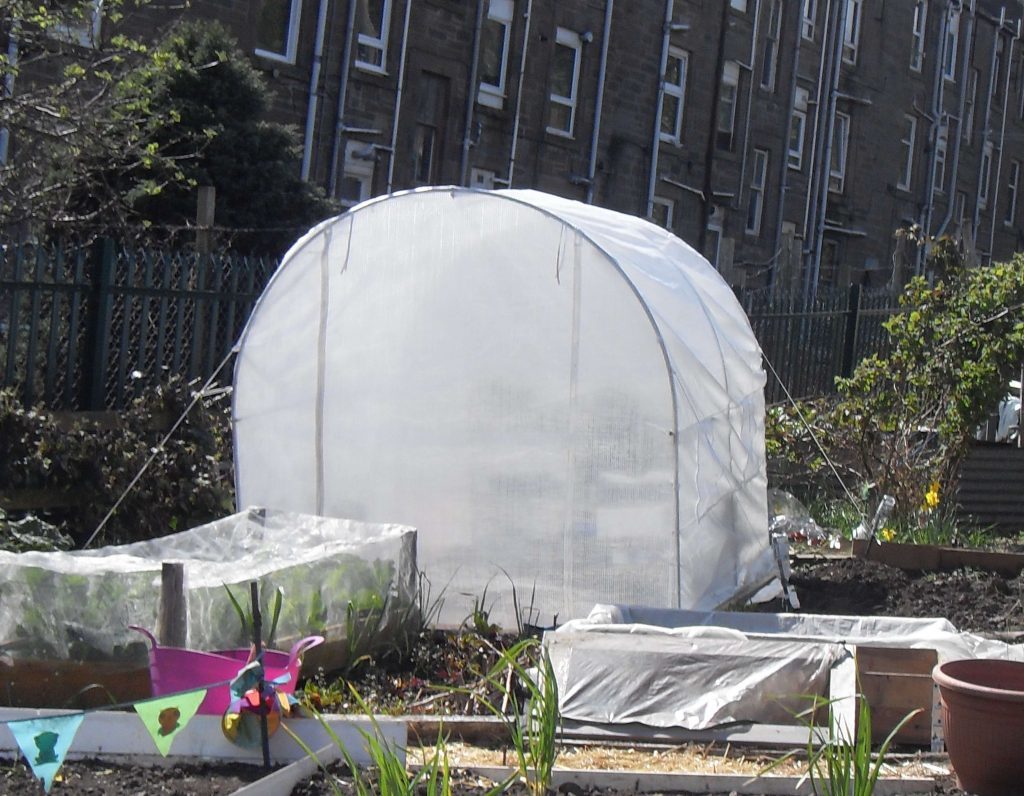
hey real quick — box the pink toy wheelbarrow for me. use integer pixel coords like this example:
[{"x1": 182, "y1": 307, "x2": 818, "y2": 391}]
[{"x1": 130, "y1": 626, "x2": 324, "y2": 715}]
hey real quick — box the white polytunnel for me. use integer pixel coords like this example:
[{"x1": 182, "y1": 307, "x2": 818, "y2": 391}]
[{"x1": 232, "y1": 187, "x2": 773, "y2": 625}]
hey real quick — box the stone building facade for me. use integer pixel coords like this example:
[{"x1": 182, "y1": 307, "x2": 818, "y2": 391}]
[{"x1": 56, "y1": 1, "x2": 1024, "y2": 287}]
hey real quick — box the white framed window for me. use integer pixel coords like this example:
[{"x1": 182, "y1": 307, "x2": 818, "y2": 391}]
[
  {"x1": 547, "y1": 28, "x2": 582, "y2": 137},
  {"x1": 963, "y1": 69, "x2": 978, "y2": 143},
  {"x1": 339, "y1": 141, "x2": 375, "y2": 208},
  {"x1": 1005, "y1": 160, "x2": 1020, "y2": 225},
  {"x1": 910, "y1": 0, "x2": 927, "y2": 72},
  {"x1": 829, "y1": 111, "x2": 850, "y2": 193},
  {"x1": 470, "y1": 168, "x2": 496, "y2": 189},
  {"x1": 788, "y1": 88, "x2": 809, "y2": 170},
  {"x1": 255, "y1": 0, "x2": 301, "y2": 62},
  {"x1": 652, "y1": 196, "x2": 674, "y2": 229},
  {"x1": 50, "y1": 0, "x2": 103, "y2": 48},
  {"x1": 943, "y1": 5, "x2": 959, "y2": 80},
  {"x1": 660, "y1": 47, "x2": 689, "y2": 144},
  {"x1": 705, "y1": 220, "x2": 723, "y2": 269},
  {"x1": 955, "y1": 191, "x2": 968, "y2": 227},
  {"x1": 898, "y1": 114, "x2": 916, "y2": 191},
  {"x1": 993, "y1": 34, "x2": 1006, "y2": 107},
  {"x1": 1018, "y1": 53, "x2": 1024, "y2": 120},
  {"x1": 821, "y1": 239, "x2": 840, "y2": 286},
  {"x1": 933, "y1": 124, "x2": 948, "y2": 194},
  {"x1": 979, "y1": 140, "x2": 994, "y2": 210},
  {"x1": 717, "y1": 61, "x2": 740, "y2": 150},
  {"x1": 747, "y1": 148, "x2": 769, "y2": 235},
  {"x1": 414, "y1": 124, "x2": 437, "y2": 184},
  {"x1": 802, "y1": 0, "x2": 816, "y2": 40},
  {"x1": 478, "y1": 0, "x2": 514, "y2": 109},
  {"x1": 356, "y1": 0, "x2": 392, "y2": 73},
  {"x1": 760, "y1": 0, "x2": 783, "y2": 91},
  {"x1": 843, "y1": 0, "x2": 862, "y2": 65},
  {"x1": 731, "y1": 0, "x2": 749, "y2": 11}
]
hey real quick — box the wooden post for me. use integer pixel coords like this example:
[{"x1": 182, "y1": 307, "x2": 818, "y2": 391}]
[
  {"x1": 157, "y1": 562, "x2": 187, "y2": 647},
  {"x1": 196, "y1": 186, "x2": 216, "y2": 255},
  {"x1": 80, "y1": 237, "x2": 116, "y2": 410},
  {"x1": 251, "y1": 580, "x2": 271, "y2": 770}
]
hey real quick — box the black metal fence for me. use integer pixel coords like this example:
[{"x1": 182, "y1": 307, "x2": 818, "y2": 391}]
[
  {"x1": 0, "y1": 239, "x2": 275, "y2": 409},
  {"x1": 1, "y1": 238, "x2": 901, "y2": 410},
  {"x1": 743, "y1": 284, "x2": 900, "y2": 403}
]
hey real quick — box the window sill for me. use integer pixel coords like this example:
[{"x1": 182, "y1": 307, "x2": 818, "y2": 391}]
[
  {"x1": 477, "y1": 88, "x2": 506, "y2": 110},
  {"x1": 355, "y1": 62, "x2": 389, "y2": 77},
  {"x1": 254, "y1": 49, "x2": 297, "y2": 66},
  {"x1": 546, "y1": 128, "x2": 575, "y2": 139}
]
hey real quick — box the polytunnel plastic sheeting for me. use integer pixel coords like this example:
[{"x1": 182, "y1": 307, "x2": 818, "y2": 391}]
[{"x1": 233, "y1": 187, "x2": 773, "y2": 626}]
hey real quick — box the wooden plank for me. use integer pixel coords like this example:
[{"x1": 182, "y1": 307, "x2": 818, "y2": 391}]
[
  {"x1": 0, "y1": 660, "x2": 151, "y2": 709},
  {"x1": 853, "y1": 540, "x2": 1024, "y2": 576},
  {"x1": 233, "y1": 743, "x2": 343, "y2": 796},
  {"x1": 855, "y1": 647, "x2": 937, "y2": 747},
  {"x1": 0, "y1": 710, "x2": 405, "y2": 767},
  {"x1": 559, "y1": 719, "x2": 823, "y2": 748},
  {"x1": 860, "y1": 674, "x2": 932, "y2": 746},
  {"x1": 828, "y1": 654, "x2": 857, "y2": 742},
  {"x1": 424, "y1": 764, "x2": 936, "y2": 796},
  {"x1": 856, "y1": 646, "x2": 936, "y2": 676}
]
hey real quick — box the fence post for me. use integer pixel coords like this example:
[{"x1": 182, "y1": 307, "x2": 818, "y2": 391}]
[
  {"x1": 840, "y1": 282, "x2": 862, "y2": 378},
  {"x1": 80, "y1": 237, "x2": 116, "y2": 410}
]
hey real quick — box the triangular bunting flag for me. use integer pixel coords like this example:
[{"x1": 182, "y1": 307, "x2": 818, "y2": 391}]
[
  {"x1": 134, "y1": 689, "x2": 207, "y2": 756},
  {"x1": 8, "y1": 713, "x2": 85, "y2": 793}
]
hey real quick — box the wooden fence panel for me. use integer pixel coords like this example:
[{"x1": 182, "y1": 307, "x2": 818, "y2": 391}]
[{"x1": 0, "y1": 240, "x2": 274, "y2": 410}]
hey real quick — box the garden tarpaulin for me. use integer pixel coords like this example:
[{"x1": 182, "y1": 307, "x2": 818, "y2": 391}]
[{"x1": 233, "y1": 187, "x2": 772, "y2": 625}]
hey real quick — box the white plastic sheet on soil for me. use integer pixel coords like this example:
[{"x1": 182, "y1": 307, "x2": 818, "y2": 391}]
[
  {"x1": 0, "y1": 510, "x2": 416, "y2": 660},
  {"x1": 233, "y1": 187, "x2": 773, "y2": 626},
  {"x1": 547, "y1": 603, "x2": 1024, "y2": 730}
]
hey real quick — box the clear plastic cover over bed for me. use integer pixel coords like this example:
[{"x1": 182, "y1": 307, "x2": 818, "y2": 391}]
[
  {"x1": 233, "y1": 188, "x2": 772, "y2": 625},
  {"x1": 0, "y1": 510, "x2": 416, "y2": 660}
]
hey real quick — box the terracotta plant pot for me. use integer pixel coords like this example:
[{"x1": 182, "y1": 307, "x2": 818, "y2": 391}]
[{"x1": 932, "y1": 658, "x2": 1024, "y2": 796}]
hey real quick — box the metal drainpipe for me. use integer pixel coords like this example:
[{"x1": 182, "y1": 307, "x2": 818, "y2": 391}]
[
  {"x1": 806, "y1": 0, "x2": 849, "y2": 301},
  {"x1": 937, "y1": 1, "x2": 976, "y2": 239},
  {"x1": 460, "y1": 0, "x2": 486, "y2": 186},
  {"x1": 973, "y1": 7, "x2": 1004, "y2": 244},
  {"x1": 697, "y1": 0, "x2": 731, "y2": 253},
  {"x1": 769, "y1": 0, "x2": 803, "y2": 292},
  {"x1": 301, "y1": 0, "x2": 331, "y2": 182},
  {"x1": 505, "y1": 0, "x2": 533, "y2": 187},
  {"x1": 988, "y1": 16, "x2": 1018, "y2": 257},
  {"x1": 801, "y1": 0, "x2": 834, "y2": 253},
  {"x1": 735, "y1": 0, "x2": 763, "y2": 216},
  {"x1": 645, "y1": 0, "x2": 675, "y2": 220},
  {"x1": 918, "y1": 0, "x2": 953, "y2": 277},
  {"x1": 327, "y1": 0, "x2": 360, "y2": 199},
  {"x1": 386, "y1": 0, "x2": 413, "y2": 191},
  {"x1": 0, "y1": 20, "x2": 20, "y2": 165},
  {"x1": 585, "y1": 0, "x2": 614, "y2": 204}
]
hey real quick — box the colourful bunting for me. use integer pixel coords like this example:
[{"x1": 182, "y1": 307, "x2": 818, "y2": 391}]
[
  {"x1": 8, "y1": 713, "x2": 85, "y2": 793},
  {"x1": 134, "y1": 688, "x2": 207, "y2": 756}
]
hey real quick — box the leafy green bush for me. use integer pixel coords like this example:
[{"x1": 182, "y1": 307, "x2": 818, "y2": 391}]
[
  {"x1": 0, "y1": 377, "x2": 234, "y2": 547},
  {"x1": 768, "y1": 239, "x2": 1024, "y2": 531}
]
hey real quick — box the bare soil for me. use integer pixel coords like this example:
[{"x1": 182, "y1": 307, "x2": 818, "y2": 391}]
[
  {"x1": 788, "y1": 556, "x2": 1024, "y2": 634},
  {"x1": 3, "y1": 555, "x2": 1013, "y2": 794}
]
